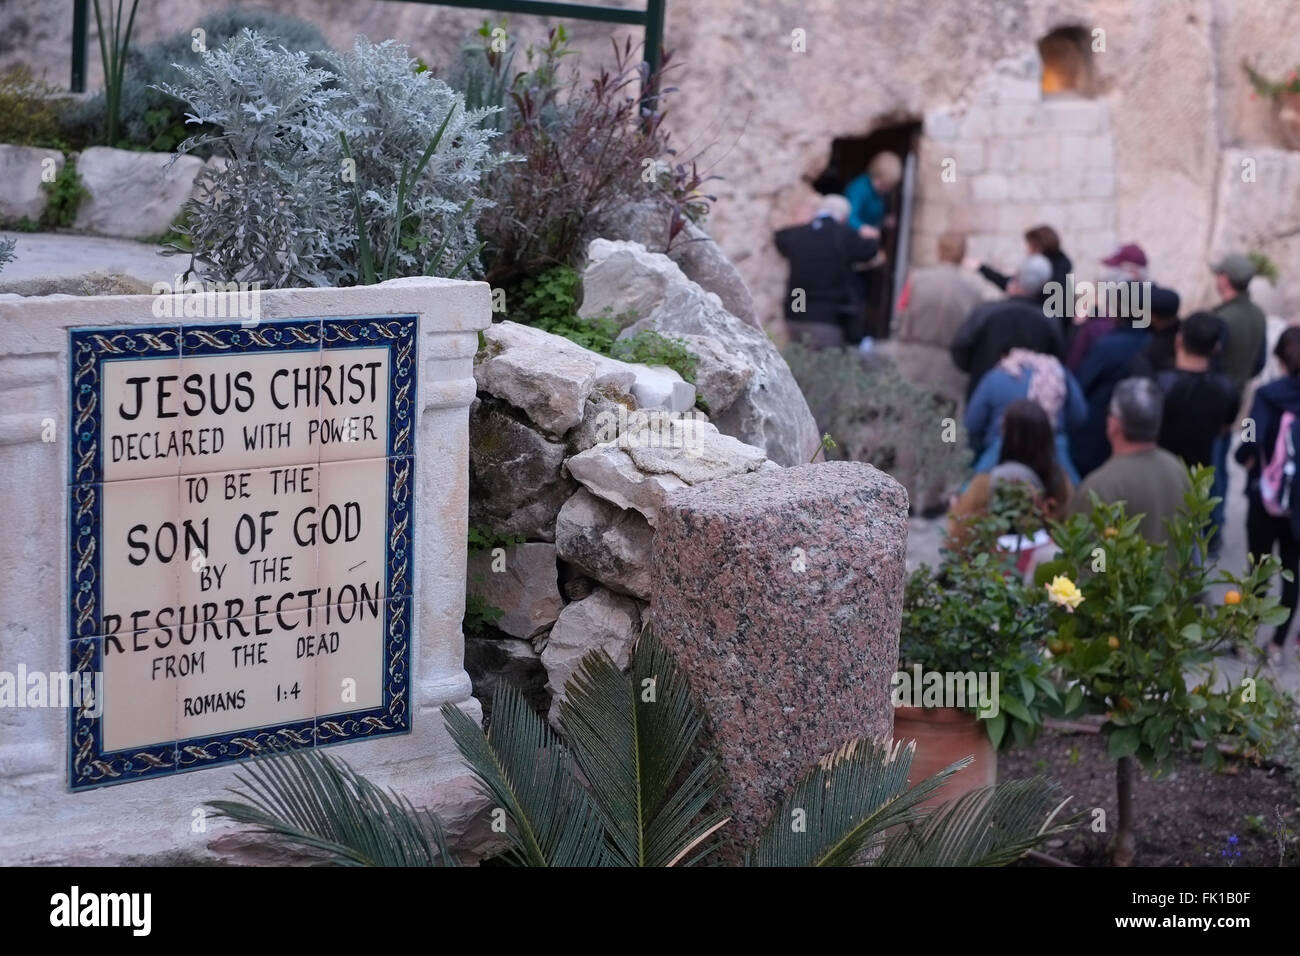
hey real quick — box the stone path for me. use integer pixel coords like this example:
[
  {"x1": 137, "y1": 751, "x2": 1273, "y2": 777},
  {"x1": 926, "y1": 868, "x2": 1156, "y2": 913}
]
[{"x1": 0, "y1": 230, "x2": 179, "y2": 284}]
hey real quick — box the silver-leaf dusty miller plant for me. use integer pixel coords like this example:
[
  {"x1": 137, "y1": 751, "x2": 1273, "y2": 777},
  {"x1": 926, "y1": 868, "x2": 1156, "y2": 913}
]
[
  {"x1": 161, "y1": 29, "x2": 505, "y2": 287},
  {"x1": 327, "y1": 37, "x2": 510, "y2": 281}
]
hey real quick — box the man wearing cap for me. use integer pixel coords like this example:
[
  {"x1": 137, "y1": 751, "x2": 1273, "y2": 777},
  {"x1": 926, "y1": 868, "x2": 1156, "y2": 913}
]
[
  {"x1": 950, "y1": 253, "x2": 1066, "y2": 400},
  {"x1": 1212, "y1": 253, "x2": 1267, "y2": 387},
  {"x1": 1208, "y1": 252, "x2": 1267, "y2": 554},
  {"x1": 1067, "y1": 243, "x2": 1149, "y2": 371}
]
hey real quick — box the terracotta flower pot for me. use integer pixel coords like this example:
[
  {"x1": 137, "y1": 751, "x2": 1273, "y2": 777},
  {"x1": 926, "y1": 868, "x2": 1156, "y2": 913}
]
[
  {"x1": 893, "y1": 706, "x2": 997, "y2": 809},
  {"x1": 1275, "y1": 91, "x2": 1300, "y2": 150}
]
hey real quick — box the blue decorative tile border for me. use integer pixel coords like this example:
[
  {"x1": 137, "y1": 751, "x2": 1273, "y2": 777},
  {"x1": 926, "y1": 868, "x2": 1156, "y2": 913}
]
[{"x1": 67, "y1": 315, "x2": 418, "y2": 791}]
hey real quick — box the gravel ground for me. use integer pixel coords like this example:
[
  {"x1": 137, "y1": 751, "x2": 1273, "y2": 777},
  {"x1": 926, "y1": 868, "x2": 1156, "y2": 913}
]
[{"x1": 1001, "y1": 727, "x2": 1299, "y2": 867}]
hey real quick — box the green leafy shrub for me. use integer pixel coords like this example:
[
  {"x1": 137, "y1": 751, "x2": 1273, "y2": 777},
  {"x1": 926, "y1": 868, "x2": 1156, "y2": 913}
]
[
  {"x1": 784, "y1": 343, "x2": 971, "y2": 504},
  {"x1": 1037, "y1": 466, "x2": 1290, "y2": 863},
  {"x1": 463, "y1": 593, "x2": 505, "y2": 637},
  {"x1": 161, "y1": 31, "x2": 504, "y2": 287},
  {"x1": 40, "y1": 160, "x2": 90, "y2": 229},
  {"x1": 612, "y1": 331, "x2": 698, "y2": 384},
  {"x1": 0, "y1": 236, "x2": 16, "y2": 274},
  {"x1": 0, "y1": 66, "x2": 71, "y2": 149},
  {"x1": 510, "y1": 265, "x2": 699, "y2": 384},
  {"x1": 63, "y1": 9, "x2": 332, "y2": 153},
  {"x1": 1248, "y1": 250, "x2": 1279, "y2": 284},
  {"x1": 902, "y1": 496, "x2": 1057, "y2": 751},
  {"x1": 466, "y1": 526, "x2": 525, "y2": 551}
]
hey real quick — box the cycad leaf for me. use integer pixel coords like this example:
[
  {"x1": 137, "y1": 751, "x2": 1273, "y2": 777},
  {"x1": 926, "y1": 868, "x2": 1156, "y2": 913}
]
[
  {"x1": 750, "y1": 740, "x2": 966, "y2": 867},
  {"x1": 441, "y1": 687, "x2": 610, "y2": 867},
  {"x1": 207, "y1": 746, "x2": 453, "y2": 867},
  {"x1": 559, "y1": 626, "x2": 728, "y2": 867},
  {"x1": 877, "y1": 777, "x2": 1075, "y2": 867}
]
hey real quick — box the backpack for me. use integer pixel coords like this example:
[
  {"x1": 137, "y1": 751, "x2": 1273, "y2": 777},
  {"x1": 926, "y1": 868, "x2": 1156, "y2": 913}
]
[{"x1": 1260, "y1": 410, "x2": 1300, "y2": 518}]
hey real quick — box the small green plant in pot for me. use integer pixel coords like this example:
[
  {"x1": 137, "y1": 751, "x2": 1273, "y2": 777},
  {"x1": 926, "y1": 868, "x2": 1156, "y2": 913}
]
[
  {"x1": 899, "y1": 494, "x2": 1057, "y2": 804},
  {"x1": 1035, "y1": 465, "x2": 1291, "y2": 866}
]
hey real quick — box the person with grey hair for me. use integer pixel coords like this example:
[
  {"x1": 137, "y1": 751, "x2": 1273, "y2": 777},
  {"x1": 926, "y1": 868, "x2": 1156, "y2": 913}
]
[
  {"x1": 774, "y1": 193, "x2": 880, "y2": 349},
  {"x1": 1067, "y1": 377, "x2": 1191, "y2": 545},
  {"x1": 950, "y1": 253, "x2": 1066, "y2": 400}
]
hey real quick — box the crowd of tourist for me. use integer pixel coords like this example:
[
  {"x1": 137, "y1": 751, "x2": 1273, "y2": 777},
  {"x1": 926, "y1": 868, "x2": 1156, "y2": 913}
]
[{"x1": 776, "y1": 197, "x2": 1295, "y2": 664}]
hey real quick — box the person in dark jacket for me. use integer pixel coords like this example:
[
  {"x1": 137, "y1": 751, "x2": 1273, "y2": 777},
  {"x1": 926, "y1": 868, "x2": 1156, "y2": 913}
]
[
  {"x1": 1209, "y1": 253, "x2": 1268, "y2": 556},
  {"x1": 1067, "y1": 300, "x2": 1153, "y2": 478},
  {"x1": 1235, "y1": 326, "x2": 1300, "y2": 664},
  {"x1": 1128, "y1": 285, "x2": 1185, "y2": 377},
  {"x1": 1154, "y1": 312, "x2": 1240, "y2": 470},
  {"x1": 774, "y1": 194, "x2": 879, "y2": 349},
  {"x1": 950, "y1": 254, "x2": 1065, "y2": 400}
]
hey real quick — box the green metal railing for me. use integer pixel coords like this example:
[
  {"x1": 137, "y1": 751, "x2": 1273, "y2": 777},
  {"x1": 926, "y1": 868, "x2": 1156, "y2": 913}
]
[{"x1": 69, "y1": 0, "x2": 666, "y2": 95}]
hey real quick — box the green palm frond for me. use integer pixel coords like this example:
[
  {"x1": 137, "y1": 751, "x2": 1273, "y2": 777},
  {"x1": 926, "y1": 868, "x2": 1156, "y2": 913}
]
[
  {"x1": 750, "y1": 739, "x2": 965, "y2": 867},
  {"x1": 878, "y1": 777, "x2": 1075, "y2": 867},
  {"x1": 441, "y1": 687, "x2": 611, "y2": 867},
  {"x1": 207, "y1": 746, "x2": 453, "y2": 866},
  {"x1": 559, "y1": 626, "x2": 729, "y2": 866}
]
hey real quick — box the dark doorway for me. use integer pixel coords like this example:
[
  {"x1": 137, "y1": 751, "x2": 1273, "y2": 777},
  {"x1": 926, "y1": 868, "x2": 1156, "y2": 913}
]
[
  {"x1": 1038, "y1": 25, "x2": 1097, "y2": 97},
  {"x1": 811, "y1": 120, "x2": 922, "y2": 341}
]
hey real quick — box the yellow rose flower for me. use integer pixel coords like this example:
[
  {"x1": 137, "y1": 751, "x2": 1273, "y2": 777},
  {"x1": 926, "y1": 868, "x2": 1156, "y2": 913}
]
[{"x1": 1045, "y1": 575, "x2": 1084, "y2": 612}]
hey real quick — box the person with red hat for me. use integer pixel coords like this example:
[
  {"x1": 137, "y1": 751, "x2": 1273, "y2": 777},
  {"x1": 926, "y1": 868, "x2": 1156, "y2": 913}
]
[{"x1": 1066, "y1": 242, "x2": 1150, "y2": 371}]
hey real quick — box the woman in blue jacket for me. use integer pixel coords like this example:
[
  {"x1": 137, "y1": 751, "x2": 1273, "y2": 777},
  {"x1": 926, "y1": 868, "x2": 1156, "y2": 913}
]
[{"x1": 965, "y1": 347, "x2": 1087, "y2": 484}]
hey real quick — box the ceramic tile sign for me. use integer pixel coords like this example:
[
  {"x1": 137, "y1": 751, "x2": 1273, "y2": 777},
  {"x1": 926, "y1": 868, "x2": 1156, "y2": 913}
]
[{"x1": 67, "y1": 316, "x2": 417, "y2": 790}]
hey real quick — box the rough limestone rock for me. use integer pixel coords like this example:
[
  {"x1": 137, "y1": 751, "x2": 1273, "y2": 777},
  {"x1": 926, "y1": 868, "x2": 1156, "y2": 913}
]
[
  {"x1": 625, "y1": 362, "x2": 696, "y2": 412},
  {"x1": 650, "y1": 461, "x2": 909, "y2": 861},
  {"x1": 0, "y1": 145, "x2": 64, "y2": 222},
  {"x1": 580, "y1": 239, "x2": 819, "y2": 466},
  {"x1": 554, "y1": 488, "x2": 654, "y2": 600},
  {"x1": 672, "y1": 333, "x2": 752, "y2": 413},
  {"x1": 579, "y1": 237, "x2": 687, "y2": 328},
  {"x1": 466, "y1": 542, "x2": 562, "y2": 639},
  {"x1": 542, "y1": 587, "x2": 642, "y2": 726},
  {"x1": 476, "y1": 321, "x2": 636, "y2": 434},
  {"x1": 464, "y1": 635, "x2": 551, "y2": 721},
  {"x1": 73, "y1": 147, "x2": 205, "y2": 239},
  {"x1": 566, "y1": 418, "x2": 769, "y2": 526},
  {"x1": 475, "y1": 321, "x2": 695, "y2": 430},
  {"x1": 584, "y1": 195, "x2": 759, "y2": 327},
  {"x1": 469, "y1": 397, "x2": 575, "y2": 541},
  {"x1": 0, "y1": 271, "x2": 153, "y2": 297},
  {"x1": 565, "y1": 396, "x2": 634, "y2": 456}
]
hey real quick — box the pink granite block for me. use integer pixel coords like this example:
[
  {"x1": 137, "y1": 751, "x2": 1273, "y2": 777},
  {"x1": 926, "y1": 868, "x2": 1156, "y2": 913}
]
[{"x1": 650, "y1": 461, "x2": 908, "y2": 861}]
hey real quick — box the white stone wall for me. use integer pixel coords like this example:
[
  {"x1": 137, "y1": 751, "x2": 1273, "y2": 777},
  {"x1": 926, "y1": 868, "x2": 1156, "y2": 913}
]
[
  {"x1": 0, "y1": 277, "x2": 491, "y2": 864},
  {"x1": 1208, "y1": 148, "x2": 1300, "y2": 320},
  {"x1": 912, "y1": 52, "x2": 1118, "y2": 282}
]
